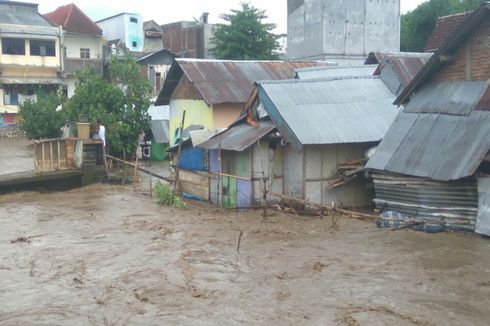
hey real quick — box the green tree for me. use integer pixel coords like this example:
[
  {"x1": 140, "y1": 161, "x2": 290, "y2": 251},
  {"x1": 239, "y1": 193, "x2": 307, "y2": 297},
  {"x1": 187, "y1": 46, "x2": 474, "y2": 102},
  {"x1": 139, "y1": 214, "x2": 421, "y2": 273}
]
[
  {"x1": 65, "y1": 55, "x2": 151, "y2": 157},
  {"x1": 18, "y1": 92, "x2": 65, "y2": 140},
  {"x1": 401, "y1": 0, "x2": 486, "y2": 52},
  {"x1": 211, "y1": 2, "x2": 279, "y2": 60}
]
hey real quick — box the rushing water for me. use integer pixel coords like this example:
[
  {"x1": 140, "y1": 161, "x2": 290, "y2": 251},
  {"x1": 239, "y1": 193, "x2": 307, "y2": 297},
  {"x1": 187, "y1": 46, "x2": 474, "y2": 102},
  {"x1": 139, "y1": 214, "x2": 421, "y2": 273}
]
[{"x1": 1, "y1": 183, "x2": 490, "y2": 325}]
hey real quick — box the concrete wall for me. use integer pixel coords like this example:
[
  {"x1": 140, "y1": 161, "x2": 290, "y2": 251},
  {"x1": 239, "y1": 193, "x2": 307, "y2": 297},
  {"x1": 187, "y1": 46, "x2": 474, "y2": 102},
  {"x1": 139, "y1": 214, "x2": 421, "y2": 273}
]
[
  {"x1": 168, "y1": 99, "x2": 213, "y2": 145},
  {"x1": 287, "y1": 0, "x2": 400, "y2": 62},
  {"x1": 97, "y1": 14, "x2": 143, "y2": 52},
  {"x1": 0, "y1": 37, "x2": 60, "y2": 69},
  {"x1": 64, "y1": 33, "x2": 103, "y2": 59},
  {"x1": 212, "y1": 103, "x2": 243, "y2": 129}
]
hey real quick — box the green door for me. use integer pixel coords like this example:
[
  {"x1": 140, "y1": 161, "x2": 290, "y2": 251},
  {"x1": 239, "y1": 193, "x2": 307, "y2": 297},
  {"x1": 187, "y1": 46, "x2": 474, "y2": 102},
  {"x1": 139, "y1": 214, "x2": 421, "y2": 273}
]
[
  {"x1": 0, "y1": 114, "x2": 3, "y2": 125},
  {"x1": 221, "y1": 151, "x2": 236, "y2": 208}
]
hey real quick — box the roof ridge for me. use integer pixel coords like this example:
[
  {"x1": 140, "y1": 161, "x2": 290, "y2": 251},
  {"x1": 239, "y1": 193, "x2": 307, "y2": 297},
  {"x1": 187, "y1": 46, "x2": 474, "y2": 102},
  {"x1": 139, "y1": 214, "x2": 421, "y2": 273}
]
[{"x1": 65, "y1": 3, "x2": 73, "y2": 27}]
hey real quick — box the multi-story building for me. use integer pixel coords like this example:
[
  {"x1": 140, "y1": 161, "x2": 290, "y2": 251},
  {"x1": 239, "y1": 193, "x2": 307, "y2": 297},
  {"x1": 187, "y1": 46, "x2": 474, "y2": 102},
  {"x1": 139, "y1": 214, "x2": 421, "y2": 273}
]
[
  {"x1": 143, "y1": 20, "x2": 164, "y2": 53},
  {"x1": 161, "y1": 13, "x2": 215, "y2": 58},
  {"x1": 0, "y1": 0, "x2": 62, "y2": 126},
  {"x1": 44, "y1": 3, "x2": 104, "y2": 98},
  {"x1": 287, "y1": 0, "x2": 400, "y2": 64},
  {"x1": 96, "y1": 13, "x2": 144, "y2": 52}
]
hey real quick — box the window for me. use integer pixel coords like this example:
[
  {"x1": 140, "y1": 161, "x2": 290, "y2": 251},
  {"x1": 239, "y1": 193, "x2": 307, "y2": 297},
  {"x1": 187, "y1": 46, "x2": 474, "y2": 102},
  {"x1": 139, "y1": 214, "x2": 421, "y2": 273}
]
[
  {"x1": 132, "y1": 41, "x2": 137, "y2": 48},
  {"x1": 130, "y1": 17, "x2": 138, "y2": 23},
  {"x1": 80, "y1": 48, "x2": 90, "y2": 59},
  {"x1": 30, "y1": 40, "x2": 55, "y2": 56},
  {"x1": 63, "y1": 47, "x2": 67, "y2": 58},
  {"x1": 2, "y1": 38, "x2": 25, "y2": 55}
]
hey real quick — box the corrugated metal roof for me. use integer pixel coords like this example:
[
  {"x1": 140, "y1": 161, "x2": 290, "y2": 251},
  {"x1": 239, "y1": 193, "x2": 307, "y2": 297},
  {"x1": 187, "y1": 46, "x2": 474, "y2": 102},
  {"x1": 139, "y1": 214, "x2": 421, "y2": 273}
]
[
  {"x1": 155, "y1": 59, "x2": 326, "y2": 106},
  {"x1": 375, "y1": 54, "x2": 432, "y2": 96},
  {"x1": 294, "y1": 65, "x2": 376, "y2": 79},
  {"x1": 198, "y1": 120, "x2": 275, "y2": 151},
  {"x1": 403, "y1": 81, "x2": 489, "y2": 115},
  {"x1": 366, "y1": 108, "x2": 490, "y2": 181},
  {"x1": 364, "y1": 52, "x2": 431, "y2": 65},
  {"x1": 257, "y1": 77, "x2": 399, "y2": 149}
]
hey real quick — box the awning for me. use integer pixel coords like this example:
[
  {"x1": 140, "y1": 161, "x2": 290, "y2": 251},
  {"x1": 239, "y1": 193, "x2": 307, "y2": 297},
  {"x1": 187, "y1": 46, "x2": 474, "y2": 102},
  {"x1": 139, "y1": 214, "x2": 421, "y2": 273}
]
[{"x1": 198, "y1": 120, "x2": 275, "y2": 151}]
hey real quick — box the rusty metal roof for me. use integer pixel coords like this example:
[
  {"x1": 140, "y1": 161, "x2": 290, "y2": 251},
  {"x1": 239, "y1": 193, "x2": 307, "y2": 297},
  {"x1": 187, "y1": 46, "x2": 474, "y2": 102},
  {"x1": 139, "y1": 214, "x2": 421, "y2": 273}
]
[
  {"x1": 198, "y1": 120, "x2": 275, "y2": 151},
  {"x1": 374, "y1": 54, "x2": 432, "y2": 96},
  {"x1": 155, "y1": 59, "x2": 325, "y2": 106},
  {"x1": 366, "y1": 81, "x2": 490, "y2": 181},
  {"x1": 256, "y1": 77, "x2": 399, "y2": 150}
]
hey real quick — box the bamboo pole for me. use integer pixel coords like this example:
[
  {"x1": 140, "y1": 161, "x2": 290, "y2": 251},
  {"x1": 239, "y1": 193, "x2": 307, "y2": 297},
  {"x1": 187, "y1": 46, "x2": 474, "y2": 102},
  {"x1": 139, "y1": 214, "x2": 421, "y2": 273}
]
[
  {"x1": 266, "y1": 190, "x2": 378, "y2": 220},
  {"x1": 106, "y1": 154, "x2": 174, "y2": 183}
]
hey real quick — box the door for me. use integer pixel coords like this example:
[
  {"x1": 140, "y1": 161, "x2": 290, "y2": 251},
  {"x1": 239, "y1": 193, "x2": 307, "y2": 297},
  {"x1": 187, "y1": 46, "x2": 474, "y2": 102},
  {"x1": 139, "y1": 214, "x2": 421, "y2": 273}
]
[{"x1": 221, "y1": 151, "x2": 236, "y2": 208}]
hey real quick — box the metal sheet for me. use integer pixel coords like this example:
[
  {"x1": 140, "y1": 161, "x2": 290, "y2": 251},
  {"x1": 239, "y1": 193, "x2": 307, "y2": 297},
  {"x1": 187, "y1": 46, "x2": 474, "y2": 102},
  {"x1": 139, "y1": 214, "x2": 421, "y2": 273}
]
[
  {"x1": 295, "y1": 65, "x2": 377, "y2": 80},
  {"x1": 476, "y1": 178, "x2": 490, "y2": 236},
  {"x1": 403, "y1": 81, "x2": 489, "y2": 115},
  {"x1": 155, "y1": 59, "x2": 326, "y2": 106},
  {"x1": 372, "y1": 172, "x2": 478, "y2": 231},
  {"x1": 0, "y1": 2, "x2": 55, "y2": 27},
  {"x1": 258, "y1": 77, "x2": 399, "y2": 148},
  {"x1": 366, "y1": 110, "x2": 490, "y2": 181},
  {"x1": 198, "y1": 121, "x2": 275, "y2": 151},
  {"x1": 151, "y1": 120, "x2": 169, "y2": 144}
]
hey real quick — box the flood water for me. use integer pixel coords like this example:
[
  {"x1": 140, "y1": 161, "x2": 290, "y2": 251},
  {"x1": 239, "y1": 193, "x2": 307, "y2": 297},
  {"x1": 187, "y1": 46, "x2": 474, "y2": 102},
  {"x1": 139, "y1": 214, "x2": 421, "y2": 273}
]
[
  {"x1": 1, "y1": 183, "x2": 490, "y2": 325},
  {"x1": 0, "y1": 138, "x2": 35, "y2": 175}
]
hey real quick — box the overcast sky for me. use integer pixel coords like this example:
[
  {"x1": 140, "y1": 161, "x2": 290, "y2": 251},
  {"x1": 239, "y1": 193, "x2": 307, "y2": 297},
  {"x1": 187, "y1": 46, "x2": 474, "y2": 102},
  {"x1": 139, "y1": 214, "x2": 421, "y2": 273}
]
[{"x1": 33, "y1": 0, "x2": 428, "y2": 34}]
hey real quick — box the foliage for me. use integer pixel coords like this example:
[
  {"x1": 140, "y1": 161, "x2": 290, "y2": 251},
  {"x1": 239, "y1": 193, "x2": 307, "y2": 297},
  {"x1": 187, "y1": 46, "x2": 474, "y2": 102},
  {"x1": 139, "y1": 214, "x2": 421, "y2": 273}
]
[
  {"x1": 64, "y1": 55, "x2": 151, "y2": 156},
  {"x1": 155, "y1": 181, "x2": 187, "y2": 209},
  {"x1": 211, "y1": 2, "x2": 279, "y2": 60},
  {"x1": 18, "y1": 92, "x2": 65, "y2": 140},
  {"x1": 401, "y1": 0, "x2": 486, "y2": 51}
]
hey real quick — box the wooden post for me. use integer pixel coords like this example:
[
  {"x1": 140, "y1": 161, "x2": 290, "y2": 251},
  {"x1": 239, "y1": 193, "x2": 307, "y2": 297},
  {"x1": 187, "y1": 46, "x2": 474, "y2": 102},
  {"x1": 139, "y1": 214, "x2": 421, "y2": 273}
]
[
  {"x1": 49, "y1": 141, "x2": 53, "y2": 171},
  {"x1": 174, "y1": 110, "x2": 186, "y2": 195},
  {"x1": 41, "y1": 142, "x2": 45, "y2": 172},
  {"x1": 57, "y1": 140, "x2": 61, "y2": 170},
  {"x1": 262, "y1": 177, "x2": 267, "y2": 220}
]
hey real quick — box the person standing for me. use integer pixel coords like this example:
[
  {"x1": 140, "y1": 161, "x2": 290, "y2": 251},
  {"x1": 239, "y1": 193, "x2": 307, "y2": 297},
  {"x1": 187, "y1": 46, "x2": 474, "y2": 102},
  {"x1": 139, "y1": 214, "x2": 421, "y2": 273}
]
[{"x1": 96, "y1": 118, "x2": 106, "y2": 168}]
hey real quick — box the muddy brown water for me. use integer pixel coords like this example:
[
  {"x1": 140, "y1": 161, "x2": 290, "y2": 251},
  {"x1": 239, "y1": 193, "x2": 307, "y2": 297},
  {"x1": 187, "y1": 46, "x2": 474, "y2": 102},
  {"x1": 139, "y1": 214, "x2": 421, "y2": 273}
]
[
  {"x1": 1, "y1": 184, "x2": 490, "y2": 325},
  {"x1": 0, "y1": 138, "x2": 35, "y2": 175}
]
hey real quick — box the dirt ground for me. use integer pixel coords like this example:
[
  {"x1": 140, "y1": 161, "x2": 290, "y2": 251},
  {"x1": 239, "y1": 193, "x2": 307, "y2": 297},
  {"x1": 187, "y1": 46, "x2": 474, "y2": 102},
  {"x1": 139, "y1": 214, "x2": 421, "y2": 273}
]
[{"x1": 1, "y1": 183, "x2": 490, "y2": 326}]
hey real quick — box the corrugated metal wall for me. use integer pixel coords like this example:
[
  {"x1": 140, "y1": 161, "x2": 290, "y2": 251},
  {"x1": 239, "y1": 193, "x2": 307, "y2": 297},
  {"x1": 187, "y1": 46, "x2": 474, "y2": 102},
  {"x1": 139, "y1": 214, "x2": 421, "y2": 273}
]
[{"x1": 372, "y1": 172, "x2": 478, "y2": 231}]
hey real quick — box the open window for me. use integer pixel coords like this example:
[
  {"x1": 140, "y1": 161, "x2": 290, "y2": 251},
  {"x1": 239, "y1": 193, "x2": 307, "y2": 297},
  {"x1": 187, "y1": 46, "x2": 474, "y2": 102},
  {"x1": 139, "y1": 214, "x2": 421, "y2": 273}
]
[
  {"x1": 2, "y1": 38, "x2": 25, "y2": 55},
  {"x1": 30, "y1": 40, "x2": 56, "y2": 56}
]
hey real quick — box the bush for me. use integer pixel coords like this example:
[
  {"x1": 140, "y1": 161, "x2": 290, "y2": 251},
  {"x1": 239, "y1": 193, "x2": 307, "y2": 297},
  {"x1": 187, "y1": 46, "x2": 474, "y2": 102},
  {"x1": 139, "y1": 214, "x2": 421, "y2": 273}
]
[
  {"x1": 155, "y1": 181, "x2": 187, "y2": 209},
  {"x1": 18, "y1": 92, "x2": 65, "y2": 139}
]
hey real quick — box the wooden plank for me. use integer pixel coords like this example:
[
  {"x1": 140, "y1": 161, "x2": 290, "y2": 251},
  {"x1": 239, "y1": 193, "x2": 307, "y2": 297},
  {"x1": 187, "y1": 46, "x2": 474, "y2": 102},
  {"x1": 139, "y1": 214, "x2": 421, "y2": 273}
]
[
  {"x1": 42, "y1": 143, "x2": 45, "y2": 172},
  {"x1": 57, "y1": 141, "x2": 61, "y2": 170}
]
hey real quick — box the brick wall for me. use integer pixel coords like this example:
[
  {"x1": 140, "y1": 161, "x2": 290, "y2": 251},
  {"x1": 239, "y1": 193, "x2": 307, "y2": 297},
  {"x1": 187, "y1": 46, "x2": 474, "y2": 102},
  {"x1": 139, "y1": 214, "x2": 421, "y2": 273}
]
[
  {"x1": 433, "y1": 19, "x2": 490, "y2": 82},
  {"x1": 162, "y1": 23, "x2": 203, "y2": 58},
  {"x1": 171, "y1": 75, "x2": 203, "y2": 100}
]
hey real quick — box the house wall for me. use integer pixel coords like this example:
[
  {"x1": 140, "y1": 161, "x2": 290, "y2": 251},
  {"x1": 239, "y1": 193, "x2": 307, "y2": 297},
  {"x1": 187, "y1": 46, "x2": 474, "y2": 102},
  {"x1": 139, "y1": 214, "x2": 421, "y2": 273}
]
[
  {"x1": 213, "y1": 103, "x2": 243, "y2": 129},
  {"x1": 97, "y1": 14, "x2": 143, "y2": 52},
  {"x1": 168, "y1": 99, "x2": 213, "y2": 144},
  {"x1": 0, "y1": 37, "x2": 60, "y2": 69},
  {"x1": 64, "y1": 33, "x2": 103, "y2": 59},
  {"x1": 433, "y1": 19, "x2": 490, "y2": 82},
  {"x1": 304, "y1": 144, "x2": 370, "y2": 208},
  {"x1": 288, "y1": 0, "x2": 400, "y2": 61}
]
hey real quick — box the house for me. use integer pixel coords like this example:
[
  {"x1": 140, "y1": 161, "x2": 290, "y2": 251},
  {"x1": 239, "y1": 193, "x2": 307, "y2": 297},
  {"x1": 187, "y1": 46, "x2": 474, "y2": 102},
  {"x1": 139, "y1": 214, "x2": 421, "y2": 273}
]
[
  {"x1": 135, "y1": 49, "x2": 176, "y2": 96},
  {"x1": 154, "y1": 59, "x2": 327, "y2": 145},
  {"x1": 365, "y1": 3, "x2": 490, "y2": 234},
  {"x1": 143, "y1": 20, "x2": 164, "y2": 53},
  {"x1": 196, "y1": 75, "x2": 400, "y2": 208},
  {"x1": 44, "y1": 3, "x2": 104, "y2": 98},
  {"x1": 424, "y1": 11, "x2": 473, "y2": 53},
  {"x1": 0, "y1": 1, "x2": 62, "y2": 126},
  {"x1": 161, "y1": 13, "x2": 215, "y2": 59},
  {"x1": 96, "y1": 13, "x2": 144, "y2": 52},
  {"x1": 287, "y1": 0, "x2": 400, "y2": 63}
]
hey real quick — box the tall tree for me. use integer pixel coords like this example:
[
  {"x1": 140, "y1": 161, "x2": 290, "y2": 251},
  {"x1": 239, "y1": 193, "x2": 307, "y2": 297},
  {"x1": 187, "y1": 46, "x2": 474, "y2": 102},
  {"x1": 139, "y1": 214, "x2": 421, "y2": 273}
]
[
  {"x1": 211, "y1": 3, "x2": 279, "y2": 60},
  {"x1": 65, "y1": 55, "x2": 151, "y2": 157},
  {"x1": 401, "y1": 0, "x2": 486, "y2": 52}
]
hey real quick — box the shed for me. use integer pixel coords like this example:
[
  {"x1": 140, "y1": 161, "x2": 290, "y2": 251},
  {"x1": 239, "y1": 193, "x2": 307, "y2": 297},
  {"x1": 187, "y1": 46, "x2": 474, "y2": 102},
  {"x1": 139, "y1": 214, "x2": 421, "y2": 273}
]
[{"x1": 366, "y1": 3, "x2": 490, "y2": 233}]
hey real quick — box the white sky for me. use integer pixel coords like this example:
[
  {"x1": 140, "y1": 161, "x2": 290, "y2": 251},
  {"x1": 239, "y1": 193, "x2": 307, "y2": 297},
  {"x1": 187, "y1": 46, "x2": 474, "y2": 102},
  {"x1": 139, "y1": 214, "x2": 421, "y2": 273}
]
[{"x1": 32, "y1": 0, "x2": 428, "y2": 34}]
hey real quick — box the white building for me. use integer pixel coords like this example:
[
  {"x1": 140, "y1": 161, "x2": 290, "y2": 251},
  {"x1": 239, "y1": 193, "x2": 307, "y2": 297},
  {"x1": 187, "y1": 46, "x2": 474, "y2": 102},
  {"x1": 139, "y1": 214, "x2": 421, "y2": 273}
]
[
  {"x1": 287, "y1": 0, "x2": 401, "y2": 64},
  {"x1": 96, "y1": 13, "x2": 144, "y2": 52}
]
